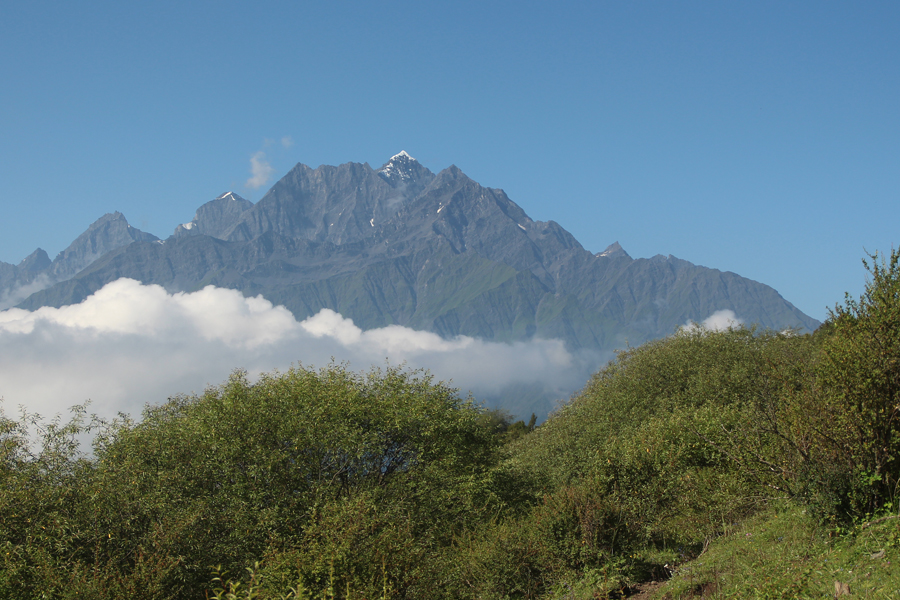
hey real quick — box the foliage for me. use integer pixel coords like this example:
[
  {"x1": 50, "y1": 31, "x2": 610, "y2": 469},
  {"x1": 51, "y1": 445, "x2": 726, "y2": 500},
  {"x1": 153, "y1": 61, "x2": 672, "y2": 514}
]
[
  {"x1": 477, "y1": 408, "x2": 537, "y2": 444},
  {"x1": 809, "y1": 249, "x2": 900, "y2": 516},
  {"x1": 695, "y1": 248, "x2": 900, "y2": 522},
  {"x1": 0, "y1": 364, "x2": 512, "y2": 599},
  {"x1": 510, "y1": 326, "x2": 803, "y2": 546}
]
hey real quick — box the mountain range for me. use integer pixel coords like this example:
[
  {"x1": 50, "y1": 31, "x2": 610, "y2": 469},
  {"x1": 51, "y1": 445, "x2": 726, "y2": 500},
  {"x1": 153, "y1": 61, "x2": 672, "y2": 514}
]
[{"x1": 2, "y1": 151, "x2": 819, "y2": 357}]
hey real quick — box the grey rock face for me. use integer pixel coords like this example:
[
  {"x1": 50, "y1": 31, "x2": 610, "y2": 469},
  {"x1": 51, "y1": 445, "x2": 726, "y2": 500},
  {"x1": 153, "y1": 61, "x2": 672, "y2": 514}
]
[
  {"x1": 597, "y1": 242, "x2": 630, "y2": 259},
  {"x1": 377, "y1": 150, "x2": 435, "y2": 196},
  {"x1": 227, "y1": 157, "x2": 421, "y2": 246},
  {"x1": 18, "y1": 248, "x2": 52, "y2": 272},
  {"x1": 173, "y1": 192, "x2": 254, "y2": 239},
  {"x1": 49, "y1": 212, "x2": 159, "y2": 280}
]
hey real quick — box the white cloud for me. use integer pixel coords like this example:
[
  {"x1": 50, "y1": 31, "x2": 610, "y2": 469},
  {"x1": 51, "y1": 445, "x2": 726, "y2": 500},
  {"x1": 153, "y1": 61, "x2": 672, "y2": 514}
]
[
  {"x1": 681, "y1": 309, "x2": 744, "y2": 333},
  {"x1": 0, "y1": 279, "x2": 596, "y2": 423},
  {"x1": 246, "y1": 151, "x2": 274, "y2": 190},
  {"x1": 0, "y1": 274, "x2": 54, "y2": 310},
  {"x1": 281, "y1": 136, "x2": 294, "y2": 149}
]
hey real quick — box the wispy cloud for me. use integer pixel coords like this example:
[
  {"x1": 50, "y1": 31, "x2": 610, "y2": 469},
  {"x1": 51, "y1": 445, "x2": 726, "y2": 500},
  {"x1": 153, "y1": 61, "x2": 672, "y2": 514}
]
[
  {"x1": 245, "y1": 136, "x2": 293, "y2": 190},
  {"x1": 0, "y1": 274, "x2": 54, "y2": 310},
  {"x1": 681, "y1": 309, "x2": 744, "y2": 333},
  {"x1": 0, "y1": 279, "x2": 596, "y2": 422},
  {"x1": 246, "y1": 151, "x2": 274, "y2": 190}
]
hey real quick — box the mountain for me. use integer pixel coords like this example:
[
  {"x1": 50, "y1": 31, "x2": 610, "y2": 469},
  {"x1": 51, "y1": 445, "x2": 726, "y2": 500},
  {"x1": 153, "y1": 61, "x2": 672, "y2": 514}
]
[
  {"x1": 16, "y1": 152, "x2": 819, "y2": 356},
  {"x1": 1, "y1": 212, "x2": 158, "y2": 309},
  {"x1": 48, "y1": 212, "x2": 160, "y2": 280}
]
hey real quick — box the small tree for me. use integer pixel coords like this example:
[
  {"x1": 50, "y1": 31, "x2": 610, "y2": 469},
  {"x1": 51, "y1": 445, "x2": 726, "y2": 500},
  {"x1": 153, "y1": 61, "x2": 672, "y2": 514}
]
[{"x1": 815, "y1": 248, "x2": 900, "y2": 514}]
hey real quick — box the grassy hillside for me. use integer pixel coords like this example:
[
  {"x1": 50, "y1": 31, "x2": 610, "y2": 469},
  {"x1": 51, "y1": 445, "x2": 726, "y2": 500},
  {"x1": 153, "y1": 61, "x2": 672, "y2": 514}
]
[{"x1": 1, "y1": 249, "x2": 899, "y2": 599}]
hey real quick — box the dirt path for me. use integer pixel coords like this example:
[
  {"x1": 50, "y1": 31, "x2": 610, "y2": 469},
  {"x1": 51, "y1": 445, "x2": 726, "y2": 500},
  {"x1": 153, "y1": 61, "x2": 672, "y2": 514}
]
[{"x1": 626, "y1": 580, "x2": 665, "y2": 599}]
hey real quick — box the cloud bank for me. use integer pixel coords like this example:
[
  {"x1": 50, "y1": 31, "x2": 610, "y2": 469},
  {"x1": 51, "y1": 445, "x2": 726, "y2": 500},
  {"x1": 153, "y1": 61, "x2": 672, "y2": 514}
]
[{"x1": 0, "y1": 279, "x2": 594, "y2": 422}]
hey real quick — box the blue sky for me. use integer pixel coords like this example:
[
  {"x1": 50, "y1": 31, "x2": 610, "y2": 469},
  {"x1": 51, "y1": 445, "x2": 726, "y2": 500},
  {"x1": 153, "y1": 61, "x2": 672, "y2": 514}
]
[{"x1": 2, "y1": 1, "x2": 898, "y2": 323}]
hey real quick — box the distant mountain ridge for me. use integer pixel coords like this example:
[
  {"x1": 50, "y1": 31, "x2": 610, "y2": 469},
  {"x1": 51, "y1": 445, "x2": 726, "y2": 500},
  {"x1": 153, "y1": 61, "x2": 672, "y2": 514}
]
[
  {"x1": 6, "y1": 152, "x2": 819, "y2": 354},
  {"x1": 0, "y1": 212, "x2": 159, "y2": 309}
]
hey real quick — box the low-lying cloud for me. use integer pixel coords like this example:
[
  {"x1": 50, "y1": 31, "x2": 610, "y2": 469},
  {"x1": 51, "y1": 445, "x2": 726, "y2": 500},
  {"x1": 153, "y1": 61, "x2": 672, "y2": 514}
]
[
  {"x1": 0, "y1": 279, "x2": 596, "y2": 422},
  {"x1": 682, "y1": 309, "x2": 744, "y2": 333},
  {"x1": 0, "y1": 274, "x2": 54, "y2": 310}
]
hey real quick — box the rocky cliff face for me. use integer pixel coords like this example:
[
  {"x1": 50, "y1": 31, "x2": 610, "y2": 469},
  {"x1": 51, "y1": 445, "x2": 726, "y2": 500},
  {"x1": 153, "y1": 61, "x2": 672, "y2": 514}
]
[{"x1": 14, "y1": 152, "x2": 820, "y2": 352}]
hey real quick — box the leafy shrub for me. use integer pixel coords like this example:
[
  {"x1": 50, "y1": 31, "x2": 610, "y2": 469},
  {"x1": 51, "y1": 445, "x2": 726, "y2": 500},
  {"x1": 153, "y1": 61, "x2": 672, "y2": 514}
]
[
  {"x1": 809, "y1": 249, "x2": 900, "y2": 517},
  {"x1": 0, "y1": 364, "x2": 512, "y2": 599},
  {"x1": 508, "y1": 326, "x2": 806, "y2": 556}
]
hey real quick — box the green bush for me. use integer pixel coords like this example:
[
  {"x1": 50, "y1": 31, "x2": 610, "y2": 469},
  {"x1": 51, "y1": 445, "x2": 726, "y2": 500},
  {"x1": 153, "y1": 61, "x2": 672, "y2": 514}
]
[
  {"x1": 810, "y1": 249, "x2": 900, "y2": 517},
  {"x1": 0, "y1": 364, "x2": 514, "y2": 599},
  {"x1": 509, "y1": 327, "x2": 806, "y2": 551}
]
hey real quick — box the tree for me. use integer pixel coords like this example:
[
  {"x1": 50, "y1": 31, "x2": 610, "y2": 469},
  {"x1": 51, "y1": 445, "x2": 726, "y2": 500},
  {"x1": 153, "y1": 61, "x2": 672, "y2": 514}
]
[{"x1": 813, "y1": 248, "x2": 900, "y2": 513}]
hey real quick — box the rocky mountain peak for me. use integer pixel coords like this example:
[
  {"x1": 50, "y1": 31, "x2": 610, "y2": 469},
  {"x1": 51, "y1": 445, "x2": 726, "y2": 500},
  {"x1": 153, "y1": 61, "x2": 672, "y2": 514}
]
[
  {"x1": 50, "y1": 213, "x2": 158, "y2": 280},
  {"x1": 597, "y1": 242, "x2": 631, "y2": 259},
  {"x1": 377, "y1": 151, "x2": 434, "y2": 188},
  {"x1": 18, "y1": 248, "x2": 52, "y2": 272},
  {"x1": 15, "y1": 155, "x2": 821, "y2": 383},
  {"x1": 174, "y1": 191, "x2": 253, "y2": 240}
]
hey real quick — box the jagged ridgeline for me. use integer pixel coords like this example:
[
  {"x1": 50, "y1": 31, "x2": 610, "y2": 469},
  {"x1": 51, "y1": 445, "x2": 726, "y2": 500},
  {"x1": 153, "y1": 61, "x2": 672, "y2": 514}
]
[{"x1": 4, "y1": 151, "x2": 818, "y2": 354}]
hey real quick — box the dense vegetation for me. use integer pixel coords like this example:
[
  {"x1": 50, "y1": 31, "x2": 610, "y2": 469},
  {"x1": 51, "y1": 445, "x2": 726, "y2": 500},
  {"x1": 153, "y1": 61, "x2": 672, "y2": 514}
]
[{"x1": 2, "y1": 249, "x2": 900, "y2": 599}]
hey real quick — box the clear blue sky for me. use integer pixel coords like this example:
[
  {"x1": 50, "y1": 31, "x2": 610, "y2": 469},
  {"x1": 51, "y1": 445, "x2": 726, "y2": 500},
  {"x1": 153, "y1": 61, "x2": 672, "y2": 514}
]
[{"x1": 2, "y1": 1, "x2": 898, "y2": 322}]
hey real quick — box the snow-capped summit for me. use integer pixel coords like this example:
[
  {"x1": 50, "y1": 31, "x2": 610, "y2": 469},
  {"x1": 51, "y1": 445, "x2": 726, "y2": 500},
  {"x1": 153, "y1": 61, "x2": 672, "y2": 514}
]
[
  {"x1": 378, "y1": 151, "x2": 417, "y2": 180},
  {"x1": 391, "y1": 150, "x2": 415, "y2": 162},
  {"x1": 216, "y1": 191, "x2": 239, "y2": 201},
  {"x1": 376, "y1": 151, "x2": 433, "y2": 188}
]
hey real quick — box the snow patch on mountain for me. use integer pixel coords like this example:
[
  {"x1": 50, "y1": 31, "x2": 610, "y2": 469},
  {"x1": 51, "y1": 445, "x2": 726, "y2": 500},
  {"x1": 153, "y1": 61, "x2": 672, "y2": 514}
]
[
  {"x1": 391, "y1": 150, "x2": 415, "y2": 161},
  {"x1": 597, "y1": 242, "x2": 631, "y2": 259}
]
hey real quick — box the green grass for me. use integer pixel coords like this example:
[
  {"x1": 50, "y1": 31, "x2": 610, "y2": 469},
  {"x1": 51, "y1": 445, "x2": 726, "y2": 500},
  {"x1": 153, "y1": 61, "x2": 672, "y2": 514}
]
[{"x1": 651, "y1": 503, "x2": 900, "y2": 599}]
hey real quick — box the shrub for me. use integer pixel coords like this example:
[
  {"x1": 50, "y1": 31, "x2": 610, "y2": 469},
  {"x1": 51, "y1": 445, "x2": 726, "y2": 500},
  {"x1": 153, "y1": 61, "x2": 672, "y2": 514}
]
[{"x1": 0, "y1": 364, "x2": 511, "y2": 599}]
